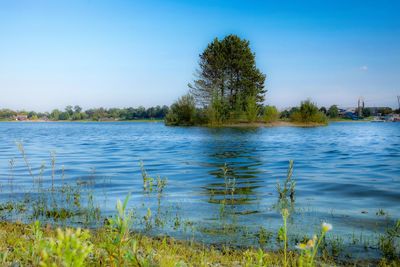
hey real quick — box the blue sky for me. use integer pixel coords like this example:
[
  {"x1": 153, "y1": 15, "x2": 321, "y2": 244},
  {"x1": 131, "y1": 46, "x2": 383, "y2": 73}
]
[{"x1": 0, "y1": 0, "x2": 399, "y2": 111}]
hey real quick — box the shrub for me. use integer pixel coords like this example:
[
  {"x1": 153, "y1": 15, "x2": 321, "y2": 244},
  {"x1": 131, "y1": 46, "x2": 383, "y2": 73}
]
[
  {"x1": 40, "y1": 227, "x2": 93, "y2": 267},
  {"x1": 165, "y1": 94, "x2": 196, "y2": 126},
  {"x1": 290, "y1": 100, "x2": 327, "y2": 124},
  {"x1": 264, "y1": 105, "x2": 279, "y2": 123}
]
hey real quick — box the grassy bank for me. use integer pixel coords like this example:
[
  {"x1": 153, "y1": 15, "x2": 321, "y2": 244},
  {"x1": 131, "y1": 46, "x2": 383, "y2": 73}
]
[
  {"x1": 1, "y1": 220, "x2": 398, "y2": 267},
  {"x1": 0, "y1": 220, "x2": 295, "y2": 266}
]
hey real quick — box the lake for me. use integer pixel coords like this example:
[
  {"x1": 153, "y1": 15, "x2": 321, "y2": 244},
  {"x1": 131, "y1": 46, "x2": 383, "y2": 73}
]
[{"x1": 0, "y1": 121, "x2": 399, "y2": 256}]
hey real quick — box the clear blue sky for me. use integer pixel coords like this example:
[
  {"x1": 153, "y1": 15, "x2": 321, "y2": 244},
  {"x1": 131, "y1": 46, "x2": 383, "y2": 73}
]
[{"x1": 0, "y1": 0, "x2": 399, "y2": 111}]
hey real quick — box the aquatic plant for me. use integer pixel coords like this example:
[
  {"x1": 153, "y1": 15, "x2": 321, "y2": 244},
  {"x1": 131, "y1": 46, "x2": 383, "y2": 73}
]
[
  {"x1": 140, "y1": 160, "x2": 154, "y2": 193},
  {"x1": 379, "y1": 219, "x2": 400, "y2": 260},
  {"x1": 257, "y1": 226, "x2": 273, "y2": 247},
  {"x1": 16, "y1": 141, "x2": 34, "y2": 179},
  {"x1": 50, "y1": 151, "x2": 56, "y2": 192},
  {"x1": 222, "y1": 163, "x2": 236, "y2": 204},
  {"x1": 8, "y1": 158, "x2": 15, "y2": 194},
  {"x1": 277, "y1": 160, "x2": 295, "y2": 202}
]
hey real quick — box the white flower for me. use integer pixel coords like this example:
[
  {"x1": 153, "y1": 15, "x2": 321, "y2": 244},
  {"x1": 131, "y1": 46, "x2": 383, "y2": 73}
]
[{"x1": 322, "y1": 222, "x2": 332, "y2": 232}]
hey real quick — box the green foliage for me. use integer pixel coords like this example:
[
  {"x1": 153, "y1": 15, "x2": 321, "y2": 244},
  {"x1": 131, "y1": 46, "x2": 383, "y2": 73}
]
[
  {"x1": 189, "y1": 34, "x2": 266, "y2": 123},
  {"x1": 264, "y1": 105, "x2": 279, "y2": 123},
  {"x1": 40, "y1": 227, "x2": 93, "y2": 267},
  {"x1": 281, "y1": 208, "x2": 290, "y2": 267},
  {"x1": 377, "y1": 107, "x2": 393, "y2": 115},
  {"x1": 379, "y1": 219, "x2": 400, "y2": 260},
  {"x1": 103, "y1": 194, "x2": 142, "y2": 266},
  {"x1": 277, "y1": 160, "x2": 295, "y2": 202},
  {"x1": 296, "y1": 222, "x2": 333, "y2": 267},
  {"x1": 362, "y1": 108, "x2": 371, "y2": 117},
  {"x1": 206, "y1": 92, "x2": 230, "y2": 125},
  {"x1": 165, "y1": 94, "x2": 196, "y2": 126},
  {"x1": 0, "y1": 109, "x2": 17, "y2": 120},
  {"x1": 327, "y1": 105, "x2": 339, "y2": 118},
  {"x1": 290, "y1": 100, "x2": 328, "y2": 124},
  {"x1": 245, "y1": 95, "x2": 260, "y2": 122},
  {"x1": 140, "y1": 161, "x2": 155, "y2": 192},
  {"x1": 2, "y1": 105, "x2": 169, "y2": 121}
]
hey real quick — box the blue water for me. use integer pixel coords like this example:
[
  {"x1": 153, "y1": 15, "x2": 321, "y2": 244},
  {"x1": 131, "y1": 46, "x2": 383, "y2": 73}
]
[{"x1": 0, "y1": 122, "x2": 399, "y2": 251}]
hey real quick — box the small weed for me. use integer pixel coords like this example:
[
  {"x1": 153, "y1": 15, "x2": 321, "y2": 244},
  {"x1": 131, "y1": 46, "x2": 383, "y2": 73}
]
[{"x1": 277, "y1": 160, "x2": 295, "y2": 202}]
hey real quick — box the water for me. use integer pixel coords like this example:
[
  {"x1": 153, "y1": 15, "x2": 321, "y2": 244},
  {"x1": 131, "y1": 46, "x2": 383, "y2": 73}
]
[{"x1": 0, "y1": 121, "x2": 399, "y2": 253}]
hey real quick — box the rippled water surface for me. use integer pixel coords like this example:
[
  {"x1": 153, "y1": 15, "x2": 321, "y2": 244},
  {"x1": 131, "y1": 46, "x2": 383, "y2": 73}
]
[{"x1": 0, "y1": 122, "x2": 399, "y2": 251}]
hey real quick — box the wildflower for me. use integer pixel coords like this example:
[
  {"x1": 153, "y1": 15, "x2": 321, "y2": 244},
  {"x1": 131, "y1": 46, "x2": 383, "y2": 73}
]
[
  {"x1": 306, "y1": 238, "x2": 315, "y2": 248},
  {"x1": 322, "y1": 222, "x2": 332, "y2": 233},
  {"x1": 295, "y1": 243, "x2": 307, "y2": 250}
]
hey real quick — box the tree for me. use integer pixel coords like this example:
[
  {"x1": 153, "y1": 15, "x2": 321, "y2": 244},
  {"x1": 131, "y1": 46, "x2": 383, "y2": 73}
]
[
  {"x1": 28, "y1": 111, "x2": 37, "y2": 119},
  {"x1": 189, "y1": 35, "x2": 266, "y2": 121},
  {"x1": 165, "y1": 94, "x2": 196, "y2": 126},
  {"x1": 74, "y1": 105, "x2": 82, "y2": 113},
  {"x1": 319, "y1": 107, "x2": 327, "y2": 114},
  {"x1": 65, "y1": 106, "x2": 74, "y2": 116},
  {"x1": 50, "y1": 109, "x2": 61, "y2": 120},
  {"x1": 59, "y1": 112, "x2": 70, "y2": 120},
  {"x1": 378, "y1": 107, "x2": 393, "y2": 115},
  {"x1": 362, "y1": 108, "x2": 371, "y2": 118},
  {"x1": 327, "y1": 105, "x2": 339, "y2": 118}
]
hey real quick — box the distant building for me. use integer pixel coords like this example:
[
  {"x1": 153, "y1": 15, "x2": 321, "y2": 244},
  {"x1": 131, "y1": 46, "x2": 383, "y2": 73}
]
[{"x1": 16, "y1": 115, "x2": 28, "y2": 121}]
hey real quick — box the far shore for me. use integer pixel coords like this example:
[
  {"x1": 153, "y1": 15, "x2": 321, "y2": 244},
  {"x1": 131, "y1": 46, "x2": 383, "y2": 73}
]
[
  {"x1": 0, "y1": 119, "x2": 164, "y2": 123},
  {"x1": 0, "y1": 119, "x2": 376, "y2": 128}
]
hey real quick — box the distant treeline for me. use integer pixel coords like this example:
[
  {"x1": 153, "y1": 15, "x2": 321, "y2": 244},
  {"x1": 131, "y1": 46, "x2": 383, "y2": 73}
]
[{"x1": 0, "y1": 105, "x2": 169, "y2": 121}]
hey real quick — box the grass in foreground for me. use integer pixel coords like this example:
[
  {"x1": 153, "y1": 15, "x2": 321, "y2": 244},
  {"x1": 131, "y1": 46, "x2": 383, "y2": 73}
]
[{"x1": 1, "y1": 219, "x2": 398, "y2": 267}]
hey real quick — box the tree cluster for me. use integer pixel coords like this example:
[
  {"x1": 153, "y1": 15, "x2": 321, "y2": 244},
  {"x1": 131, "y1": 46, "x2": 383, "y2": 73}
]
[
  {"x1": 0, "y1": 105, "x2": 169, "y2": 121},
  {"x1": 167, "y1": 35, "x2": 266, "y2": 125}
]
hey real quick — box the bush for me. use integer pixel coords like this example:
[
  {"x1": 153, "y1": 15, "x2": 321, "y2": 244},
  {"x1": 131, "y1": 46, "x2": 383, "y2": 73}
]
[
  {"x1": 264, "y1": 106, "x2": 279, "y2": 123},
  {"x1": 165, "y1": 94, "x2": 196, "y2": 126},
  {"x1": 290, "y1": 100, "x2": 327, "y2": 124},
  {"x1": 40, "y1": 227, "x2": 93, "y2": 267}
]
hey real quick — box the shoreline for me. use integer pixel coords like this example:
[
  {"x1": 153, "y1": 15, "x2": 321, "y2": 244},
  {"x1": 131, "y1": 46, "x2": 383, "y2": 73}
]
[
  {"x1": 0, "y1": 119, "x2": 164, "y2": 123},
  {"x1": 0, "y1": 119, "x2": 375, "y2": 128}
]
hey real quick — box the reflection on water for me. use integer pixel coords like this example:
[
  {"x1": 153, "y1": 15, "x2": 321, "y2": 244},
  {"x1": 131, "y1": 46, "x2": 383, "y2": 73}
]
[{"x1": 0, "y1": 122, "x2": 399, "y2": 253}]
